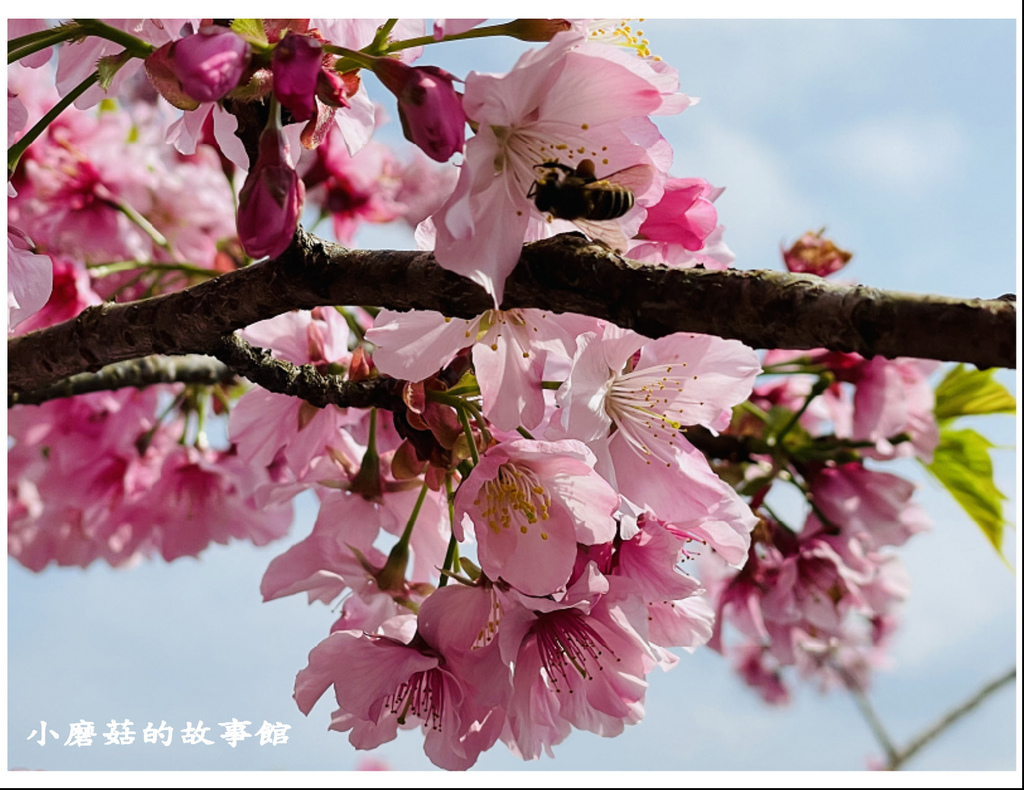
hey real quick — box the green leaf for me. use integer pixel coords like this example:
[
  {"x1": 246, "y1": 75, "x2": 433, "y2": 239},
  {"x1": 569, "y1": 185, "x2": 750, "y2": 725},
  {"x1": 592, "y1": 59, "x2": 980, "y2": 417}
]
[
  {"x1": 933, "y1": 364, "x2": 1016, "y2": 423},
  {"x1": 231, "y1": 19, "x2": 268, "y2": 48},
  {"x1": 923, "y1": 427, "x2": 1010, "y2": 560}
]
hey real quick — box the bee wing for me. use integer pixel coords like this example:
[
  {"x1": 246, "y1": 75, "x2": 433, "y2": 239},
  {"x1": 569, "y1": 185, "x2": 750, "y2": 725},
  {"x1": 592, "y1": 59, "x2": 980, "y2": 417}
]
[
  {"x1": 572, "y1": 217, "x2": 630, "y2": 253},
  {"x1": 602, "y1": 164, "x2": 656, "y2": 196}
]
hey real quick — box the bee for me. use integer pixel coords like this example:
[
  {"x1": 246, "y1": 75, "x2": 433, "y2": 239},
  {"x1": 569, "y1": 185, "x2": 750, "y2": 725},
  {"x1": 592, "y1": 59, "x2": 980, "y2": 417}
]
[{"x1": 527, "y1": 158, "x2": 654, "y2": 251}]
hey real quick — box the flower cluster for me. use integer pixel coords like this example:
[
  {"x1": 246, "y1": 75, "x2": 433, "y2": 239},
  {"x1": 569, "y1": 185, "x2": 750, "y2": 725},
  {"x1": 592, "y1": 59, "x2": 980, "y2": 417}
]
[{"x1": 7, "y1": 18, "x2": 960, "y2": 772}]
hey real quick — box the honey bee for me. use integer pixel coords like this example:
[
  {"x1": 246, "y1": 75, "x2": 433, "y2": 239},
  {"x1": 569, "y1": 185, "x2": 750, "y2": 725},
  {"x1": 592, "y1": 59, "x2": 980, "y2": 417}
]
[{"x1": 527, "y1": 158, "x2": 654, "y2": 251}]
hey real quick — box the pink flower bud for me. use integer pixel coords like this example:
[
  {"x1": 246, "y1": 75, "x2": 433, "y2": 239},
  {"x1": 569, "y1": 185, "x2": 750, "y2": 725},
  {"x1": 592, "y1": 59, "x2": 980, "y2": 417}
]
[
  {"x1": 371, "y1": 59, "x2": 465, "y2": 162},
  {"x1": 639, "y1": 177, "x2": 719, "y2": 251},
  {"x1": 144, "y1": 42, "x2": 200, "y2": 111},
  {"x1": 236, "y1": 127, "x2": 305, "y2": 260},
  {"x1": 782, "y1": 229, "x2": 852, "y2": 277},
  {"x1": 271, "y1": 32, "x2": 323, "y2": 122},
  {"x1": 168, "y1": 26, "x2": 251, "y2": 103}
]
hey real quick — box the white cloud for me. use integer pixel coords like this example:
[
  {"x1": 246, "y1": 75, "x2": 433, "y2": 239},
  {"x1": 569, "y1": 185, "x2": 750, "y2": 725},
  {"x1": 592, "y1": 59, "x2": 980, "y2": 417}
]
[{"x1": 827, "y1": 115, "x2": 968, "y2": 194}]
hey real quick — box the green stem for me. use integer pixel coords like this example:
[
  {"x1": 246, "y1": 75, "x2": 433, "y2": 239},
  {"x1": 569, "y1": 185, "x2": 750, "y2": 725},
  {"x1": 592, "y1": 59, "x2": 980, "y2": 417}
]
[
  {"x1": 385, "y1": 21, "x2": 522, "y2": 53},
  {"x1": 367, "y1": 19, "x2": 398, "y2": 54},
  {"x1": 8, "y1": 23, "x2": 83, "y2": 64},
  {"x1": 109, "y1": 199, "x2": 172, "y2": 253},
  {"x1": 541, "y1": 380, "x2": 564, "y2": 390},
  {"x1": 87, "y1": 261, "x2": 221, "y2": 280},
  {"x1": 322, "y1": 44, "x2": 377, "y2": 70},
  {"x1": 773, "y1": 373, "x2": 834, "y2": 446},
  {"x1": 457, "y1": 406, "x2": 481, "y2": 467},
  {"x1": 837, "y1": 665, "x2": 899, "y2": 767},
  {"x1": 516, "y1": 426, "x2": 535, "y2": 440},
  {"x1": 463, "y1": 400, "x2": 493, "y2": 446},
  {"x1": 399, "y1": 478, "x2": 430, "y2": 546},
  {"x1": 73, "y1": 19, "x2": 155, "y2": 57},
  {"x1": 439, "y1": 474, "x2": 459, "y2": 587},
  {"x1": 9, "y1": 71, "x2": 98, "y2": 179}
]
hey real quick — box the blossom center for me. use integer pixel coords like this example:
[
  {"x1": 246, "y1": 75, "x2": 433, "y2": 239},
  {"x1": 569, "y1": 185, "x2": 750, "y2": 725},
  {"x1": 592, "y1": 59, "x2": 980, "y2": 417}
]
[
  {"x1": 605, "y1": 363, "x2": 691, "y2": 465},
  {"x1": 533, "y1": 610, "x2": 617, "y2": 690},
  {"x1": 476, "y1": 462, "x2": 551, "y2": 535},
  {"x1": 385, "y1": 667, "x2": 446, "y2": 730}
]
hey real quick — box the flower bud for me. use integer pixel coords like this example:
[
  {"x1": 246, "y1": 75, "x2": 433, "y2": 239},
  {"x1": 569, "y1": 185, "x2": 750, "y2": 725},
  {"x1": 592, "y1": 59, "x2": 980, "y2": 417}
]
[
  {"x1": 271, "y1": 32, "x2": 323, "y2": 122},
  {"x1": 168, "y1": 26, "x2": 251, "y2": 103},
  {"x1": 236, "y1": 126, "x2": 305, "y2": 260},
  {"x1": 371, "y1": 59, "x2": 465, "y2": 162},
  {"x1": 144, "y1": 42, "x2": 200, "y2": 111},
  {"x1": 503, "y1": 18, "x2": 572, "y2": 42},
  {"x1": 639, "y1": 178, "x2": 719, "y2": 251},
  {"x1": 782, "y1": 229, "x2": 852, "y2": 277}
]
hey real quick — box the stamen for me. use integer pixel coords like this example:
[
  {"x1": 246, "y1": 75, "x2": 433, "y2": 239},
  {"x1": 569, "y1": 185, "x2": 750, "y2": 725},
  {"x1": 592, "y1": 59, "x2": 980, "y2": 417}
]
[
  {"x1": 477, "y1": 462, "x2": 552, "y2": 535},
  {"x1": 385, "y1": 668, "x2": 446, "y2": 731}
]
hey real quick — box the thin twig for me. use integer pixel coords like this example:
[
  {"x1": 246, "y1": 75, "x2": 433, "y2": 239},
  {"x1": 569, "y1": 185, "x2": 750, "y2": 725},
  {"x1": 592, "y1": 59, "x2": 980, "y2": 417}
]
[{"x1": 888, "y1": 666, "x2": 1017, "y2": 770}]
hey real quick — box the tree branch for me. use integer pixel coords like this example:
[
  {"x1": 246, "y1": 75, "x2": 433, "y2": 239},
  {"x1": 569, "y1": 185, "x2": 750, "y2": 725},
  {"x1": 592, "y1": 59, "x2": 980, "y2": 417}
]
[
  {"x1": 7, "y1": 229, "x2": 1016, "y2": 399},
  {"x1": 7, "y1": 354, "x2": 236, "y2": 407},
  {"x1": 209, "y1": 333, "x2": 406, "y2": 411}
]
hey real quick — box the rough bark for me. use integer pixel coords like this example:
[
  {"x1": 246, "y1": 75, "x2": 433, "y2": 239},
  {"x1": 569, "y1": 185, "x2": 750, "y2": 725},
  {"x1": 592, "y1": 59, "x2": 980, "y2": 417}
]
[{"x1": 7, "y1": 228, "x2": 1017, "y2": 399}]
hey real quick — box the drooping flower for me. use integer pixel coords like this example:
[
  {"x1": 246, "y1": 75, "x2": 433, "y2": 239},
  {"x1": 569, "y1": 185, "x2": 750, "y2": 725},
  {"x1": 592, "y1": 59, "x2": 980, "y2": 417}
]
[
  {"x1": 782, "y1": 228, "x2": 852, "y2": 277},
  {"x1": 236, "y1": 119, "x2": 305, "y2": 260},
  {"x1": 294, "y1": 622, "x2": 501, "y2": 770},
  {"x1": 371, "y1": 58, "x2": 465, "y2": 163},
  {"x1": 271, "y1": 31, "x2": 324, "y2": 122}
]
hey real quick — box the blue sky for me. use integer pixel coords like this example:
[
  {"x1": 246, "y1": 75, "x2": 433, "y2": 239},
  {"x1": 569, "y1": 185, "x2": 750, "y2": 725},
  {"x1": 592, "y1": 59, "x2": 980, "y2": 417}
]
[{"x1": 6, "y1": 18, "x2": 1019, "y2": 774}]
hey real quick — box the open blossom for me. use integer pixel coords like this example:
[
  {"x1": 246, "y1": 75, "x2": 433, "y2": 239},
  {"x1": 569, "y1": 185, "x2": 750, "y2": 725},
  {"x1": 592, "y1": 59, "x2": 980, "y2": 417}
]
[
  {"x1": 431, "y1": 30, "x2": 689, "y2": 302},
  {"x1": 555, "y1": 324, "x2": 761, "y2": 564},
  {"x1": 453, "y1": 439, "x2": 619, "y2": 596},
  {"x1": 294, "y1": 621, "x2": 501, "y2": 770},
  {"x1": 367, "y1": 308, "x2": 595, "y2": 431}
]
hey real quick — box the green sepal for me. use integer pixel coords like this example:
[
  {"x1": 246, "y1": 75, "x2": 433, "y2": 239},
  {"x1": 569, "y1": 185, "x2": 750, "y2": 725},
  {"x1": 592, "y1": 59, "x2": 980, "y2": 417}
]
[
  {"x1": 231, "y1": 19, "x2": 269, "y2": 49},
  {"x1": 96, "y1": 51, "x2": 132, "y2": 91}
]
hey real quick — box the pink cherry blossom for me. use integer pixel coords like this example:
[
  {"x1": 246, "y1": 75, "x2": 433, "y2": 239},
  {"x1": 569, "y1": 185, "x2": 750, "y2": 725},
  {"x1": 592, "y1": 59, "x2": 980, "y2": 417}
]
[
  {"x1": 431, "y1": 30, "x2": 688, "y2": 302},
  {"x1": 272, "y1": 32, "x2": 324, "y2": 123},
  {"x1": 810, "y1": 463, "x2": 929, "y2": 550},
  {"x1": 7, "y1": 229, "x2": 53, "y2": 333},
  {"x1": 497, "y1": 565, "x2": 651, "y2": 757},
  {"x1": 850, "y1": 356, "x2": 940, "y2": 461},
  {"x1": 372, "y1": 59, "x2": 465, "y2": 162},
  {"x1": 165, "y1": 26, "x2": 251, "y2": 103},
  {"x1": 299, "y1": 128, "x2": 405, "y2": 245},
  {"x1": 294, "y1": 624, "x2": 500, "y2": 769},
  {"x1": 236, "y1": 120, "x2": 306, "y2": 260},
  {"x1": 11, "y1": 257, "x2": 100, "y2": 335},
  {"x1": 433, "y1": 19, "x2": 487, "y2": 40},
  {"x1": 636, "y1": 177, "x2": 720, "y2": 250},
  {"x1": 366, "y1": 308, "x2": 593, "y2": 431},
  {"x1": 453, "y1": 438, "x2": 619, "y2": 596},
  {"x1": 56, "y1": 19, "x2": 194, "y2": 109},
  {"x1": 555, "y1": 325, "x2": 761, "y2": 564},
  {"x1": 9, "y1": 19, "x2": 53, "y2": 68}
]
